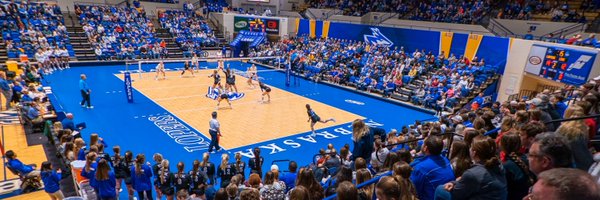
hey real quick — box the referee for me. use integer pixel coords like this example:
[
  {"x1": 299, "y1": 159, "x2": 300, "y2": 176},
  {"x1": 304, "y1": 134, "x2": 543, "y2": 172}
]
[
  {"x1": 79, "y1": 74, "x2": 93, "y2": 109},
  {"x1": 208, "y1": 111, "x2": 222, "y2": 153}
]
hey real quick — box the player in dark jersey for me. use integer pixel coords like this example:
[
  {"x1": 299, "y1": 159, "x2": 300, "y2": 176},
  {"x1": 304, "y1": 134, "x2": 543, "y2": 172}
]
[
  {"x1": 208, "y1": 70, "x2": 221, "y2": 89},
  {"x1": 306, "y1": 104, "x2": 336, "y2": 137},
  {"x1": 200, "y1": 153, "x2": 216, "y2": 185},
  {"x1": 222, "y1": 64, "x2": 238, "y2": 93},
  {"x1": 216, "y1": 86, "x2": 232, "y2": 109},
  {"x1": 181, "y1": 61, "x2": 195, "y2": 77},
  {"x1": 156, "y1": 159, "x2": 175, "y2": 199},
  {"x1": 258, "y1": 80, "x2": 271, "y2": 103},
  {"x1": 189, "y1": 160, "x2": 208, "y2": 196},
  {"x1": 172, "y1": 161, "x2": 190, "y2": 194},
  {"x1": 217, "y1": 153, "x2": 237, "y2": 188}
]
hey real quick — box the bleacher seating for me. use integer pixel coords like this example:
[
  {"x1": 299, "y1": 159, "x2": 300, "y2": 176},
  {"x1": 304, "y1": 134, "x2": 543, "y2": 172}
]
[
  {"x1": 0, "y1": 1, "x2": 74, "y2": 59},
  {"x1": 159, "y1": 9, "x2": 218, "y2": 57},
  {"x1": 76, "y1": 4, "x2": 165, "y2": 60}
]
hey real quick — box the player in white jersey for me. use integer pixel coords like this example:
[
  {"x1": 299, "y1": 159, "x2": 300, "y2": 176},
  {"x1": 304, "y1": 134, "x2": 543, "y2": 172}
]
[
  {"x1": 155, "y1": 61, "x2": 166, "y2": 80},
  {"x1": 246, "y1": 64, "x2": 257, "y2": 88},
  {"x1": 191, "y1": 53, "x2": 199, "y2": 72}
]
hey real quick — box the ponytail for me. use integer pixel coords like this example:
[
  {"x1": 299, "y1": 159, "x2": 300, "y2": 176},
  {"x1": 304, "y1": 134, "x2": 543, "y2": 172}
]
[
  {"x1": 220, "y1": 154, "x2": 229, "y2": 171},
  {"x1": 200, "y1": 153, "x2": 209, "y2": 167},
  {"x1": 113, "y1": 146, "x2": 121, "y2": 161},
  {"x1": 160, "y1": 159, "x2": 169, "y2": 184},
  {"x1": 135, "y1": 154, "x2": 145, "y2": 175}
]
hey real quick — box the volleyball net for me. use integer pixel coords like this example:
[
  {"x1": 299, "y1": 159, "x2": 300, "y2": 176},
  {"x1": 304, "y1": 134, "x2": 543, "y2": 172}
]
[{"x1": 124, "y1": 56, "x2": 289, "y2": 80}]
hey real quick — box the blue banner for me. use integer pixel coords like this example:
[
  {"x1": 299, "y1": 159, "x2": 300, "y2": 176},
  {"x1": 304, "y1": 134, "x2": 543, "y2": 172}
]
[
  {"x1": 299, "y1": 20, "x2": 441, "y2": 54},
  {"x1": 124, "y1": 72, "x2": 134, "y2": 103}
]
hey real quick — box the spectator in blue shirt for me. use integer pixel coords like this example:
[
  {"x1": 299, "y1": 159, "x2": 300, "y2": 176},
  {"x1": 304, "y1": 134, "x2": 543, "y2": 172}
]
[
  {"x1": 79, "y1": 74, "x2": 93, "y2": 109},
  {"x1": 410, "y1": 136, "x2": 455, "y2": 200},
  {"x1": 27, "y1": 102, "x2": 44, "y2": 124},
  {"x1": 0, "y1": 72, "x2": 12, "y2": 110},
  {"x1": 61, "y1": 113, "x2": 76, "y2": 131},
  {"x1": 95, "y1": 159, "x2": 117, "y2": 199},
  {"x1": 6, "y1": 150, "x2": 41, "y2": 178},
  {"x1": 473, "y1": 92, "x2": 485, "y2": 106},
  {"x1": 131, "y1": 154, "x2": 153, "y2": 200},
  {"x1": 279, "y1": 161, "x2": 298, "y2": 192},
  {"x1": 40, "y1": 161, "x2": 64, "y2": 200}
]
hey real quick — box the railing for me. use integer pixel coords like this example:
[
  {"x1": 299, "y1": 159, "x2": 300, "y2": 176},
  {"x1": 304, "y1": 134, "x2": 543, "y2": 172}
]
[
  {"x1": 323, "y1": 9, "x2": 342, "y2": 20},
  {"x1": 487, "y1": 18, "x2": 516, "y2": 37},
  {"x1": 376, "y1": 13, "x2": 399, "y2": 25},
  {"x1": 544, "y1": 23, "x2": 587, "y2": 39},
  {"x1": 305, "y1": 9, "x2": 316, "y2": 19}
]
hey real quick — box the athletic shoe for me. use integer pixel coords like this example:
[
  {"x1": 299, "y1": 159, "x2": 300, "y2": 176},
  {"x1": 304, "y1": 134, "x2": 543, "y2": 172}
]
[
  {"x1": 87, "y1": 106, "x2": 94, "y2": 109},
  {"x1": 311, "y1": 133, "x2": 316, "y2": 137},
  {"x1": 81, "y1": 104, "x2": 85, "y2": 108}
]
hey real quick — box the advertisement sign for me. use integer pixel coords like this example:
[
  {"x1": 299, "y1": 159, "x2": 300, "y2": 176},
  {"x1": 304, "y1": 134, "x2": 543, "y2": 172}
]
[
  {"x1": 124, "y1": 72, "x2": 134, "y2": 103},
  {"x1": 234, "y1": 16, "x2": 279, "y2": 34},
  {"x1": 524, "y1": 44, "x2": 597, "y2": 85}
]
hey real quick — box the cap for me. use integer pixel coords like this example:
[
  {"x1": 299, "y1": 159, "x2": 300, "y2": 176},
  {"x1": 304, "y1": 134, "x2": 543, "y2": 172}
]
[
  {"x1": 594, "y1": 75, "x2": 600, "y2": 81},
  {"x1": 452, "y1": 115, "x2": 463, "y2": 122},
  {"x1": 270, "y1": 164, "x2": 279, "y2": 171},
  {"x1": 526, "y1": 98, "x2": 542, "y2": 106}
]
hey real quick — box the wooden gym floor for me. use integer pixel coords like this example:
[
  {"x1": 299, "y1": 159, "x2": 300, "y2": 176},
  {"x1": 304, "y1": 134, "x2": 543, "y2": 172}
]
[{"x1": 117, "y1": 70, "x2": 362, "y2": 149}]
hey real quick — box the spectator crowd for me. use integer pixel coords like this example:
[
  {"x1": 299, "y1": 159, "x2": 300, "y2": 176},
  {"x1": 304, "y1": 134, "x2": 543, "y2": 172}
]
[{"x1": 76, "y1": 4, "x2": 168, "y2": 60}]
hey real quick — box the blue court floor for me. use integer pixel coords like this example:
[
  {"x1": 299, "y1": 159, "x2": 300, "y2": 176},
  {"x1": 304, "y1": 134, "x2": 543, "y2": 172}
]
[{"x1": 44, "y1": 61, "x2": 435, "y2": 196}]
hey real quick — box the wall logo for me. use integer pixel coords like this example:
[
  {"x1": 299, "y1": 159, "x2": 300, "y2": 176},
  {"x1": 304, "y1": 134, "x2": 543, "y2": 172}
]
[
  {"x1": 345, "y1": 99, "x2": 365, "y2": 105},
  {"x1": 235, "y1": 21, "x2": 248, "y2": 29},
  {"x1": 363, "y1": 28, "x2": 393, "y2": 48},
  {"x1": 528, "y1": 56, "x2": 542, "y2": 65},
  {"x1": 567, "y1": 55, "x2": 592, "y2": 71}
]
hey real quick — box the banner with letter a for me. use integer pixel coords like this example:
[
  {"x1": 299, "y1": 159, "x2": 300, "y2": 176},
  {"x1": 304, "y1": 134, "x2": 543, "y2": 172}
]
[{"x1": 124, "y1": 72, "x2": 134, "y2": 103}]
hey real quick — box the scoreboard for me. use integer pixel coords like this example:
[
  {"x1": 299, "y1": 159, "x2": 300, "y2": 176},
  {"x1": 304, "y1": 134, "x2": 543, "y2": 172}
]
[{"x1": 525, "y1": 44, "x2": 596, "y2": 85}]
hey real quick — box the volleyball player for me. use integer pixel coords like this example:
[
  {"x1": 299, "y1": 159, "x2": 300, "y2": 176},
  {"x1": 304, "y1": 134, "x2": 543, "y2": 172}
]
[
  {"x1": 246, "y1": 64, "x2": 258, "y2": 88},
  {"x1": 306, "y1": 104, "x2": 335, "y2": 136},
  {"x1": 192, "y1": 53, "x2": 199, "y2": 72},
  {"x1": 258, "y1": 80, "x2": 271, "y2": 103},
  {"x1": 208, "y1": 70, "x2": 221, "y2": 89},
  {"x1": 222, "y1": 64, "x2": 238, "y2": 93},
  {"x1": 155, "y1": 61, "x2": 166, "y2": 80},
  {"x1": 181, "y1": 61, "x2": 195, "y2": 77},
  {"x1": 217, "y1": 59, "x2": 225, "y2": 71},
  {"x1": 216, "y1": 86, "x2": 232, "y2": 109}
]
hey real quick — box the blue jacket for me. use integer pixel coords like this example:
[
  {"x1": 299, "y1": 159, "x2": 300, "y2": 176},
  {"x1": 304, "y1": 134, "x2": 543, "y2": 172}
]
[
  {"x1": 352, "y1": 129, "x2": 375, "y2": 162},
  {"x1": 41, "y1": 170, "x2": 61, "y2": 193},
  {"x1": 61, "y1": 118, "x2": 75, "y2": 131},
  {"x1": 279, "y1": 172, "x2": 297, "y2": 192},
  {"x1": 7, "y1": 159, "x2": 34, "y2": 175},
  {"x1": 96, "y1": 171, "x2": 117, "y2": 198},
  {"x1": 81, "y1": 162, "x2": 98, "y2": 188},
  {"x1": 131, "y1": 164, "x2": 153, "y2": 191},
  {"x1": 410, "y1": 155, "x2": 455, "y2": 200}
]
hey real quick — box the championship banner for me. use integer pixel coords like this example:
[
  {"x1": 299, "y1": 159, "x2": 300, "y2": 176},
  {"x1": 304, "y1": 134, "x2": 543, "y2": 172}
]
[
  {"x1": 124, "y1": 72, "x2": 134, "y2": 103},
  {"x1": 234, "y1": 16, "x2": 280, "y2": 35}
]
